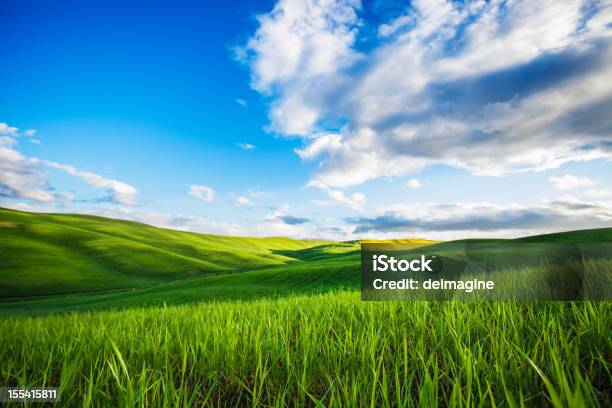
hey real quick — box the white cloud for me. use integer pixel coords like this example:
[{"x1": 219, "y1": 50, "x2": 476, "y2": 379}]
[
  {"x1": 549, "y1": 174, "x2": 594, "y2": 190},
  {"x1": 377, "y1": 13, "x2": 415, "y2": 38},
  {"x1": 235, "y1": 98, "x2": 248, "y2": 107},
  {"x1": 295, "y1": 133, "x2": 343, "y2": 159},
  {"x1": 188, "y1": 184, "x2": 215, "y2": 203},
  {"x1": 406, "y1": 178, "x2": 422, "y2": 189},
  {"x1": 254, "y1": 204, "x2": 314, "y2": 237},
  {"x1": 0, "y1": 122, "x2": 138, "y2": 205},
  {"x1": 236, "y1": 142, "x2": 256, "y2": 150},
  {"x1": 91, "y1": 207, "x2": 245, "y2": 236},
  {"x1": 263, "y1": 203, "x2": 289, "y2": 222},
  {"x1": 247, "y1": 186, "x2": 272, "y2": 198},
  {"x1": 242, "y1": 0, "x2": 612, "y2": 188},
  {"x1": 0, "y1": 145, "x2": 55, "y2": 202},
  {"x1": 0, "y1": 137, "x2": 16, "y2": 148},
  {"x1": 0, "y1": 202, "x2": 33, "y2": 211},
  {"x1": 347, "y1": 196, "x2": 612, "y2": 239},
  {"x1": 231, "y1": 195, "x2": 254, "y2": 207},
  {"x1": 57, "y1": 191, "x2": 76, "y2": 202},
  {"x1": 42, "y1": 161, "x2": 138, "y2": 205},
  {"x1": 0, "y1": 123, "x2": 37, "y2": 139},
  {"x1": 313, "y1": 189, "x2": 366, "y2": 211},
  {"x1": 0, "y1": 123, "x2": 19, "y2": 136},
  {"x1": 237, "y1": 0, "x2": 360, "y2": 136},
  {"x1": 94, "y1": 205, "x2": 316, "y2": 238},
  {"x1": 585, "y1": 188, "x2": 611, "y2": 198},
  {"x1": 254, "y1": 220, "x2": 309, "y2": 237}
]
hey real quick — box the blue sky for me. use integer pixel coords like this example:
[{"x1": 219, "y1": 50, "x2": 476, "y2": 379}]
[{"x1": 1, "y1": 0, "x2": 611, "y2": 239}]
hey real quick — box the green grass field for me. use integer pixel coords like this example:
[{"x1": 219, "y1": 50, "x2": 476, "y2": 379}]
[
  {"x1": 1, "y1": 293, "x2": 610, "y2": 407},
  {"x1": 0, "y1": 208, "x2": 610, "y2": 406}
]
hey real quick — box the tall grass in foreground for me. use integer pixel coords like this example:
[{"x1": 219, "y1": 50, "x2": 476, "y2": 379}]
[{"x1": 1, "y1": 292, "x2": 610, "y2": 407}]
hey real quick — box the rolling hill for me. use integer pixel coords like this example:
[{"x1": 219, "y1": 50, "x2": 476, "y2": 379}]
[
  {"x1": 0, "y1": 208, "x2": 439, "y2": 314},
  {"x1": 1, "y1": 207, "x2": 610, "y2": 314},
  {"x1": 0, "y1": 207, "x2": 332, "y2": 298}
]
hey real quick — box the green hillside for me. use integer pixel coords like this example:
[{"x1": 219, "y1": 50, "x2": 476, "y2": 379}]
[
  {"x1": 1, "y1": 207, "x2": 610, "y2": 315},
  {"x1": 0, "y1": 254, "x2": 360, "y2": 315},
  {"x1": 0, "y1": 207, "x2": 331, "y2": 298}
]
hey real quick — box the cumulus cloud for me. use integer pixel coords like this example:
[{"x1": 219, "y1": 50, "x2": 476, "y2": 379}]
[
  {"x1": 0, "y1": 123, "x2": 19, "y2": 136},
  {"x1": 188, "y1": 184, "x2": 215, "y2": 203},
  {"x1": 585, "y1": 188, "x2": 612, "y2": 198},
  {"x1": 549, "y1": 174, "x2": 594, "y2": 190},
  {"x1": 42, "y1": 161, "x2": 138, "y2": 205},
  {"x1": 247, "y1": 187, "x2": 271, "y2": 198},
  {"x1": 236, "y1": 142, "x2": 255, "y2": 150},
  {"x1": 0, "y1": 123, "x2": 138, "y2": 205},
  {"x1": 241, "y1": 0, "x2": 612, "y2": 188},
  {"x1": 278, "y1": 215, "x2": 310, "y2": 225},
  {"x1": 346, "y1": 197, "x2": 612, "y2": 237},
  {"x1": 231, "y1": 194, "x2": 254, "y2": 207},
  {"x1": 237, "y1": 0, "x2": 361, "y2": 136},
  {"x1": 254, "y1": 220, "x2": 308, "y2": 237},
  {"x1": 235, "y1": 98, "x2": 248, "y2": 107},
  {"x1": 329, "y1": 190, "x2": 366, "y2": 211},
  {"x1": 261, "y1": 204, "x2": 310, "y2": 226},
  {"x1": 0, "y1": 202, "x2": 34, "y2": 211},
  {"x1": 254, "y1": 204, "x2": 314, "y2": 237},
  {"x1": 0, "y1": 123, "x2": 37, "y2": 139},
  {"x1": 313, "y1": 189, "x2": 367, "y2": 211},
  {"x1": 406, "y1": 178, "x2": 422, "y2": 189},
  {"x1": 164, "y1": 215, "x2": 244, "y2": 235},
  {"x1": 0, "y1": 147, "x2": 55, "y2": 202},
  {"x1": 138, "y1": 202, "x2": 311, "y2": 239},
  {"x1": 92, "y1": 207, "x2": 245, "y2": 236}
]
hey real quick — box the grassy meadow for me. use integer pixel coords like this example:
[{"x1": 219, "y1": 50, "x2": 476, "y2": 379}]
[
  {"x1": 0, "y1": 208, "x2": 611, "y2": 406},
  {"x1": 1, "y1": 293, "x2": 610, "y2": 407}
]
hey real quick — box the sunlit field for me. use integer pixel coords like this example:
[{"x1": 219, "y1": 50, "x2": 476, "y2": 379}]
[
  {"x1": 1, "y1": 209, "x2": 611, "y2": 406},
  {"x1": 1, "y1": 292, "x2": 610, "y2": 407}
]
